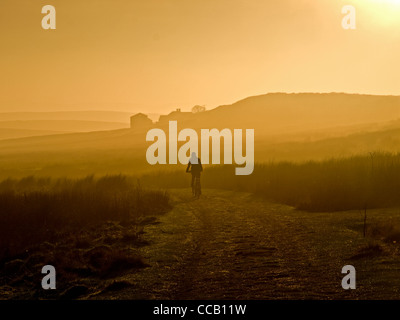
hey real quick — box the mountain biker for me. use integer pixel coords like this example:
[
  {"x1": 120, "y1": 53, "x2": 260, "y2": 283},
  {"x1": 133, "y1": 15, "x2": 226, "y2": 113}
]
[{"x1": 186, "y1": 152, "x2": 203, "y2": 193}]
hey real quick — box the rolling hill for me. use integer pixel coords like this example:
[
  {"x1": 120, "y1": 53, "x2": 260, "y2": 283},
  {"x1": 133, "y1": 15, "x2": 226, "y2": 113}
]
[
  {"x1": 157, "y1": 93, "x2": 400, "y2": 136},
  {"x1": 0, "y1": 111, "x2": 133, "y2": 123},
  {"x1": 0, "y1": 128, "x2": 69, "y2": 140},
  {"x1": 0, "y1": 120, "x2": 128, "y2": 135},
  {"x1": 1, "y1": 92, "x2": 400, "y2": 178}
]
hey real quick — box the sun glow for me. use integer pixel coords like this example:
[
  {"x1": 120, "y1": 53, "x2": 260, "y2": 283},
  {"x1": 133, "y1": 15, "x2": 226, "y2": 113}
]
[
  {"x1": 378, "y1": 0, "x2": 400, "y2": 3},
  {"x1": 353, "y1": 0, "x2": 400, "y2": 27},
  {"x1": 364, "y1": 0, "x2": 400, "y2": 4}
]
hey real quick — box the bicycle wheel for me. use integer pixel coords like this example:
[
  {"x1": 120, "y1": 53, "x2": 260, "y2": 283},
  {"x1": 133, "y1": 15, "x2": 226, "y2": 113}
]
[
  {"x1": 192, "y1": 183, "x2": 196, "y2": 196},
  {"x1": 194, "y1": 177, "x2": 201, "y2": 198}
]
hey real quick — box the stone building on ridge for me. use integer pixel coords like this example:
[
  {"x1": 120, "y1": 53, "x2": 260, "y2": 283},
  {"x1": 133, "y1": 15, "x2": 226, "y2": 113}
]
[{"x1": 130, "y1": 113, "x2": 153, "y2": 129}]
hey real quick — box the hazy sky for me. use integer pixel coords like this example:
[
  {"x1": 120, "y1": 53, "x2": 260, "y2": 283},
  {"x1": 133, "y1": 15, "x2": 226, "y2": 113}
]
[{"x1": 1, "y1": 0, "x2": 400, "y2": 113}]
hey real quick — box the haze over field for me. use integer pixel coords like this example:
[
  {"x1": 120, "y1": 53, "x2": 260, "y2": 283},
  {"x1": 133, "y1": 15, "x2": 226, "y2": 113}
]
[{"x1": 0, "y1": 92, "x2": 399, "y2": 178}]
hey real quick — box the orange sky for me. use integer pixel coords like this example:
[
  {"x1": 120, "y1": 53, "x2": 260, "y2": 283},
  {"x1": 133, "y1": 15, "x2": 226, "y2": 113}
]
[{"x1": 1, "y1": 0, "x2": 400, "y2": 113}]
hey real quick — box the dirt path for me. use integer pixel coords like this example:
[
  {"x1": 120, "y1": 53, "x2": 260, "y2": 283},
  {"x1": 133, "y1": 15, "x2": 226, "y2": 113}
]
[{"x1": 98, "y1": 188, "x2": 400, "y2": 300}]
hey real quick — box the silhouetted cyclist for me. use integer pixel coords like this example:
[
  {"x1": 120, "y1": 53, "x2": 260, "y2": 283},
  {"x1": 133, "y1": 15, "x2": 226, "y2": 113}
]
[{"x1": 186, "y1": 152, "x2": 203, "y2": 195}]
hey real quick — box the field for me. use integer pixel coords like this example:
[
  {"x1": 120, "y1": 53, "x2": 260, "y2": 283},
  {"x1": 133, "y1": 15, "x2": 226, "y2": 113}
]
[
  {"x1": 0, "y1": 175, "x2": 170, "y2": 299},
  {"x1": 3, "y1": 151, "x2": 400, "y2": 298},
  {"x1": 140, "y1": 152, "x2": 400, "y2": 212}
]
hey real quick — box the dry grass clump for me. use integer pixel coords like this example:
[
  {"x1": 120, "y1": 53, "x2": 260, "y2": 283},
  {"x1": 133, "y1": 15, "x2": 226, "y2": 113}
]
[{"x1": 0, "y1": 175, "x2": 170, "y2": 261}]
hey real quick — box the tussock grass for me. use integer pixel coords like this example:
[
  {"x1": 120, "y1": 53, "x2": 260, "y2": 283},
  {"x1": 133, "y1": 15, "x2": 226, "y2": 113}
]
[
  {"x1": 351, "y1": 242, "x2": 385, "y2": 260},
  {"x1": 143, "y1": 152, "x2": 400, "y2": 212},
  {"x1": 0, "y1": 175, "x2": 170, "y2": 298},
  {"x1": 0, "y1": 175, "x2": 170, "y2": 261},
  {"x1": 368, "y1": 221, "x2": 400, "y2": 243}
]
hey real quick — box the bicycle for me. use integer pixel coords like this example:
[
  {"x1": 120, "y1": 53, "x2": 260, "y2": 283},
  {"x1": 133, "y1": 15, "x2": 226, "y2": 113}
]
[
  {"x1": 187, "y1": 170, "x2": 202, "y2": 198},
  {"x1": 192, "y1": 175, "x2": 201, "y2": 199}
]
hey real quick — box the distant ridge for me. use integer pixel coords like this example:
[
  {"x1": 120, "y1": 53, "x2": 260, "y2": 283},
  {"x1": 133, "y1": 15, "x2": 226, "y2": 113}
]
[
  {"x1": 0, "y1": 111, "x2": 133, "y2": 123},
  {"x1": 0, "y1": 128, "x2": 69, "y2": 141},
  {"x1": 0, "y1": 120, "x2": 128, "y2": 133},
  {"x1": 2, "y1": 92, "x2": 400, "y2": 148},
  {"x1": 154, "y1": 92, "x2": 400, "y2": 135}
]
